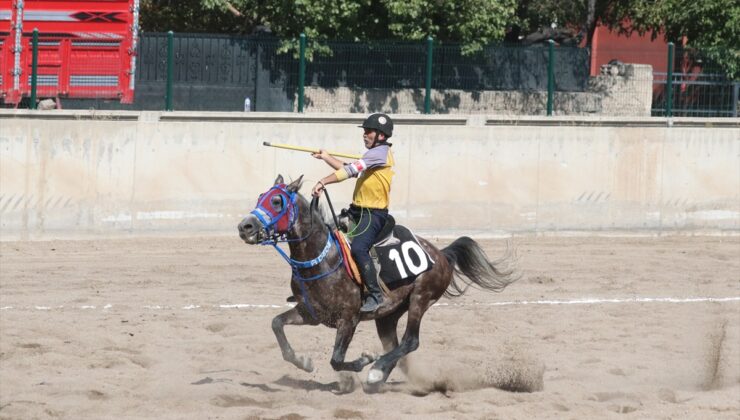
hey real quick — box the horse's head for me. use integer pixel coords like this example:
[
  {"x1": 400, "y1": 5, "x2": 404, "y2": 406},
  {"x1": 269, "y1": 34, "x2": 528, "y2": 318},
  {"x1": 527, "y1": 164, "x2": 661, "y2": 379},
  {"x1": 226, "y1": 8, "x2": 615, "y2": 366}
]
[{"x1": 238, "y1": 174, "x2": 305, "y2": 244}]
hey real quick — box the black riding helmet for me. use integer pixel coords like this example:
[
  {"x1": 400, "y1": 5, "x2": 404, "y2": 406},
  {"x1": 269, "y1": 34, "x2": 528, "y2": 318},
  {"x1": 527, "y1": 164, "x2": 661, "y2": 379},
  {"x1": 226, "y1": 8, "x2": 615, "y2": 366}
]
[{"x1": 359, "y1": 113, "x2": 393, "y2": 138}]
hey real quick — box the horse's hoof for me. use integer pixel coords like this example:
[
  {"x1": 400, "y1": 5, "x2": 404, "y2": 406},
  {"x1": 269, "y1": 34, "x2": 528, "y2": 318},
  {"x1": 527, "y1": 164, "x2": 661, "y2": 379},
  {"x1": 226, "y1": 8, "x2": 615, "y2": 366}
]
[
  {"x1": 298, "y1": 356, "x2": 314, "y2": 372},
  {"x1": 367, "y1": 368, "x2": 385, "y2": 384}
]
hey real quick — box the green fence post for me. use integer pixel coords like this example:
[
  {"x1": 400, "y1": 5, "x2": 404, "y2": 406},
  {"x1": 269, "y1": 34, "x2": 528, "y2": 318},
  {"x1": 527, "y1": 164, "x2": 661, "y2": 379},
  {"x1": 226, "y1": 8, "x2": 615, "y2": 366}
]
[
  {"x1": 665, "y1": 42, "x2": 674, "y2": 118},
  {"x1": 424, "y1": 36, "x2": 433, "y2": 114},
  {"x1": 165, "y1": 31, "x2": 174, "y2": 111},
  {"x1": 30, "y1": 28, "x2": 39, "y2": 110},
  {"x1": 298, "y1": 33, "x2": 306, "y2": 113},
  {"x1": 547, "y1": 39, "x2": 555, "y2": 116}
]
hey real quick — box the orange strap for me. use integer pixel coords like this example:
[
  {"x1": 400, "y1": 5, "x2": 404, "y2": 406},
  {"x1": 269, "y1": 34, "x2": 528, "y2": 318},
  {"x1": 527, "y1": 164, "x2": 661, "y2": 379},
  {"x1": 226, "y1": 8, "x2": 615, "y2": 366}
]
[{"x1": 333, "y1": 229, "x2": 362, "y2": 286}]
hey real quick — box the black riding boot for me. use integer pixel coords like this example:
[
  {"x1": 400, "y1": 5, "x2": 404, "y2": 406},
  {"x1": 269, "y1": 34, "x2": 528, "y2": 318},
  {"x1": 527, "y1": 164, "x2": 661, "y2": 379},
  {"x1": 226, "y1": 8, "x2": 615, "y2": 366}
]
[{"x1": 359, "y1": 261, "x2": 384, "y2": 313}]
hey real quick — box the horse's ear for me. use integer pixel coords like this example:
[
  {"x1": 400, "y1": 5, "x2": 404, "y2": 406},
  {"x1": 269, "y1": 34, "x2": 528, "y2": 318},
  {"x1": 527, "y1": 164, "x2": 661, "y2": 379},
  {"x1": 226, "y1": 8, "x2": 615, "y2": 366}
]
[
  {"x1": 286, "y1": 175, "x2": 304, "y2": 192},
  {"x1": 273, "y1": 174, "x2": 284, "y2": 186}
]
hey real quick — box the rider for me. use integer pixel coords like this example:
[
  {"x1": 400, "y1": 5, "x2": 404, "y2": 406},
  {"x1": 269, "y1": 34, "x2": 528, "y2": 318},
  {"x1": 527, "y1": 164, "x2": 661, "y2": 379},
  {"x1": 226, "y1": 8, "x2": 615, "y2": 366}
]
[{"x1": 311, "y1": 113, "x2": 395, "y2": 313}]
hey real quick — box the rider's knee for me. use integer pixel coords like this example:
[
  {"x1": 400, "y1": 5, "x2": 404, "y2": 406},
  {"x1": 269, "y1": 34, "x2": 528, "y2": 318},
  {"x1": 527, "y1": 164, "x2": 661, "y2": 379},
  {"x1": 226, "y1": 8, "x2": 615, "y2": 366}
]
[{"x1": 351, "y1": 249, "x2": 371, "y2": 265}]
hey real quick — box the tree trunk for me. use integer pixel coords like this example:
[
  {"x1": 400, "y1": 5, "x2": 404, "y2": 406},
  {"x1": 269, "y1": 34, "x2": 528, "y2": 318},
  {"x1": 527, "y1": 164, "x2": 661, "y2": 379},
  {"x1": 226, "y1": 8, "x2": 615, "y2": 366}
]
[{"x1": 585, "y1": 0, "x2": 597, "y2": 46}]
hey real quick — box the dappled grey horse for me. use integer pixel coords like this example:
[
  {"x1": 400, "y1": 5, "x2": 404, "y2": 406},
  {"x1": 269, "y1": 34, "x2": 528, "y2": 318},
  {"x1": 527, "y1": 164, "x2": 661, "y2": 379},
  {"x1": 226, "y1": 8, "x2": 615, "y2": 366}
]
[{"x1": 237, "y1": 175, "x2": 517, "y2": 385}]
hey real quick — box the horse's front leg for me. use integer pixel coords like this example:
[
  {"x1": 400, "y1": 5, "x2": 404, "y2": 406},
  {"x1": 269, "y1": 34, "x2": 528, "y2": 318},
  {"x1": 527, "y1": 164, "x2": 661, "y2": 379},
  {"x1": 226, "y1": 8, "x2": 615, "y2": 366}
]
[
  {"x1": 272, "y1": 308, "x2": 316, "y2": 372},
  {"x1": 330, "y1": 315, "x2": 375, "y2": 372}
]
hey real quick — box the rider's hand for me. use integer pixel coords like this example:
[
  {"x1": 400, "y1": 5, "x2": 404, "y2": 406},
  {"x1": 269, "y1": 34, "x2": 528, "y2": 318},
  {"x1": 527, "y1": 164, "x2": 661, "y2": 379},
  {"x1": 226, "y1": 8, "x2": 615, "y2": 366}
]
[
  {"x1": 311, "y1": 182, "x2": 325, "y2": 197},
  {"x1": 311, "y1": 149, "x2": 330, "y2": 161}
]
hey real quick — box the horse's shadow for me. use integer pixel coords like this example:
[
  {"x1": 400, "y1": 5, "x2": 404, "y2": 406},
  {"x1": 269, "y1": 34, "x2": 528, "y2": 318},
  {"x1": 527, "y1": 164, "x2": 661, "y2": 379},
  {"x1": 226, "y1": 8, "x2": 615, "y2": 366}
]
[
  {"x1": 273, "y1": 375, "x2": 342, "y2": 393},
  {"x1": 241, "y1": 374, "x2": 410, "y2": 395}
]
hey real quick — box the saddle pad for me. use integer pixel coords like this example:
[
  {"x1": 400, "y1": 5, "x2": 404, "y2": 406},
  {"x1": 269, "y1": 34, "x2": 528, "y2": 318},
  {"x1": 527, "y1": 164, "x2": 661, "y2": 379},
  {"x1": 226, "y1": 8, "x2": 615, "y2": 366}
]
[
  {"x1": 333, "y1": 229, "x2": 362, "y2": 286},
  {"x1": 373, "y1": 225, "x2": 435, "y2": 284}
]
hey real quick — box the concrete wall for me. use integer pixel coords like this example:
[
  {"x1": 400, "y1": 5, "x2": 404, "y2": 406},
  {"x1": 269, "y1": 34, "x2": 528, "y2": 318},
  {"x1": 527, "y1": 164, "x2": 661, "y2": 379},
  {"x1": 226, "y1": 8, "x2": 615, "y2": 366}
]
[{"x1": 1, "y1": 110, "x2": 738, "y2": 240}]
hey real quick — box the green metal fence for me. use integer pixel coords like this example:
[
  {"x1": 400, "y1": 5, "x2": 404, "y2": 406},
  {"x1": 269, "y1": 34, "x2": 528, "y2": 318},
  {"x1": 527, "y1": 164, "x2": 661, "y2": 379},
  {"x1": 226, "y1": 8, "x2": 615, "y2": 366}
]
[
  {"x1": 593, "y1": 43, "x2": 738, "y2": 118},
  {"x1": 20, "y1": 31, "x2": 738, "y2": 117},
  {"x1": 298, "y1": 36, "x2": 588, "y2": 115},
  {"x1": 654, "y1": 45, "x2": 738, "y2": 117}
]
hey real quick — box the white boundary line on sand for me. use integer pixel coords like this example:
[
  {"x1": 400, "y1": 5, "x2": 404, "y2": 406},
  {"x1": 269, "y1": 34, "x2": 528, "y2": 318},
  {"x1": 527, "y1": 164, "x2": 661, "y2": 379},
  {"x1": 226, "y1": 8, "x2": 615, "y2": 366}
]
[{"x1": 1, "y1": 296, "x2": 738, "y2": 312}]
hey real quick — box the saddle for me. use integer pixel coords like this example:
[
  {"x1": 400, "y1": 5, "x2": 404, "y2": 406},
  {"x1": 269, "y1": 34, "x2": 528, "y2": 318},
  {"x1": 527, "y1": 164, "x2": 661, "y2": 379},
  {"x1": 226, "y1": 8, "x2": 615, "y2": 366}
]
[
  {"x1": 335, "y1": 211, "x2": 434, "y2": 290},
  {"x1": 337, "y1": 208, "x2": 395, "y2": 241},
  {"x1": 373, "y1": 215, "x2": 396, "y2": 245}
]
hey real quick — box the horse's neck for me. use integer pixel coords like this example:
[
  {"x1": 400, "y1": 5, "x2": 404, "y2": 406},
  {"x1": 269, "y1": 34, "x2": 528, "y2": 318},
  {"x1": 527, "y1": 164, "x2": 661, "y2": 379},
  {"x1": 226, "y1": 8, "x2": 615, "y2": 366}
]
[{"x1": 286, "y1": 211, "x2": 328, "y2": 259}]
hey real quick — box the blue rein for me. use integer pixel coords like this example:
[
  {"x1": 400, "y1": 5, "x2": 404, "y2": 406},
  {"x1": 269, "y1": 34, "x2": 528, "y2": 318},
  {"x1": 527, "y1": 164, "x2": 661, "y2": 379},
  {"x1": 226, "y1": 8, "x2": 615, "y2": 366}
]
[
  {"x1": 270, "y1": 229, "x2": 344, "y2": 320},
  {"x1": 271, "y1": 231, "x2": 343, "y2": 281}
]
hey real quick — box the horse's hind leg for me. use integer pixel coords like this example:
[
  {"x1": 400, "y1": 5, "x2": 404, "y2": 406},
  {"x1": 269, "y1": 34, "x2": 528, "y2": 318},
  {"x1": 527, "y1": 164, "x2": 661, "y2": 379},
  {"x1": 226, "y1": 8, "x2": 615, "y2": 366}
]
[
  {"x1": 330, "y1": 315, "x2": 375, "y2": 372},
  {"x1": 374, "y1": 305, "x2": 406, "y2": 373},
  {"x1": 272, "y1": 308, "x2": 316, "y2": 372},
  {"x1": 367, "y1": 296, "x2": 429, "y2": 384}
]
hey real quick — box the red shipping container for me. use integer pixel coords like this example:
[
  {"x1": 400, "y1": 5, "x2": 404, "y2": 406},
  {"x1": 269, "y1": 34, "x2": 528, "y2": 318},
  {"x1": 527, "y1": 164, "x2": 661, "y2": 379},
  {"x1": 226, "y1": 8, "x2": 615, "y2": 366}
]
[{"x1": 0, "y1": 0, "x2": 139, "y2": 104}]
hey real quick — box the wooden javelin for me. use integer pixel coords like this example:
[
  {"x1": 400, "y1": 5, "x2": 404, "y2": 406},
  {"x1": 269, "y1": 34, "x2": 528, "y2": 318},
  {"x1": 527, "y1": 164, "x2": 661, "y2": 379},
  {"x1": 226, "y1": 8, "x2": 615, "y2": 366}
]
[{"x1": 262, "y1": 141, "x2": 361, "y2": 160}]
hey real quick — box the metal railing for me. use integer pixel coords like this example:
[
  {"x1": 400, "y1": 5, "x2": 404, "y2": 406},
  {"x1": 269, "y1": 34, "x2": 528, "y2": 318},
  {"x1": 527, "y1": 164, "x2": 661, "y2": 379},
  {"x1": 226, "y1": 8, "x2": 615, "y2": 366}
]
[
  {"x1": 597, "y1": 42, "x2": 738, "y2": 118},
  {"x1": 16, "y1": 32, "x2": 739, "y2": 117}
]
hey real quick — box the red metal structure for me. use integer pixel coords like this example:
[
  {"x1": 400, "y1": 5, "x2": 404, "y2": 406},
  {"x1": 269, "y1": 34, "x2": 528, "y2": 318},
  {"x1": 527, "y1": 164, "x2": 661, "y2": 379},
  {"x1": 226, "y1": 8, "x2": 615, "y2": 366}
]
[
  {"x1": 588, "y1": 23, "x2": 669, "y2": 76},
  {"x1": 0, "y1": 0, "x2": 139, "y2": 105}
]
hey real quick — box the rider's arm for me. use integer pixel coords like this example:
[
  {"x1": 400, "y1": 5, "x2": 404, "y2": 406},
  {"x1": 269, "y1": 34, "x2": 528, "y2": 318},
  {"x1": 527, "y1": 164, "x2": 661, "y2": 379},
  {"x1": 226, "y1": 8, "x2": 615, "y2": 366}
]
[
  {"x1": 312, "y1": 150, "x2": 346, "y2": 170},
  {"x1": 312, "y1": 172, "x2": 339, "y2": 196},
  {"x1": 334, "y1": 145, "x2": 390, "y2": 181},
  {"x1": 311, "y1": 146, "x2": 390, "y2": 196}
]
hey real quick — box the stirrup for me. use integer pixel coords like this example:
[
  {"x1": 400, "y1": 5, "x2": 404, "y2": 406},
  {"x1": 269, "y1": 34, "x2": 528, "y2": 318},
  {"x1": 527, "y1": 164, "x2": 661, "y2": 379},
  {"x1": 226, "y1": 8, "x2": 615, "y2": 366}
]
[{"x1": 360, "y1": 295, "x2": 383, "y2": 313}]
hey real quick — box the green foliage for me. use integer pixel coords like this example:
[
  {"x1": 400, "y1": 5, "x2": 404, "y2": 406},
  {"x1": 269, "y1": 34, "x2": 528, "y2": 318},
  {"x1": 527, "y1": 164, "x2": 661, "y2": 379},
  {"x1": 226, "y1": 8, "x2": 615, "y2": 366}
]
[
  {"x1": 201, "y1": 0, "x2": 516, "y2": 56},
  {"x1": 385, "y1": 0, "x2": 516, "y2": 53},
  {"x1": 516, "y1": 0, "x2": 589, "y2": 33},
  {"x1": 140, "y1": 0, "x2": 245, "y2": 33},
  {"x1": 628, "y1": 0, "x2": 739, "y2": 79},
  {"x1": 517, "y1": 0, "x2": 739, "y2": 78},
  {"x1": 143, "y1": 0, "x2": 738, "y2": 77}
]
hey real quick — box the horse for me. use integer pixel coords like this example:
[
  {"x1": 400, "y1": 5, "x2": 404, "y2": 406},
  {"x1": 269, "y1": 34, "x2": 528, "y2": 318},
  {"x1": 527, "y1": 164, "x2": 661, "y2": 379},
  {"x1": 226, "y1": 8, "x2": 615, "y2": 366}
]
[{"x1": 237, "y1": 174, "x2": 518, "y2": 386}]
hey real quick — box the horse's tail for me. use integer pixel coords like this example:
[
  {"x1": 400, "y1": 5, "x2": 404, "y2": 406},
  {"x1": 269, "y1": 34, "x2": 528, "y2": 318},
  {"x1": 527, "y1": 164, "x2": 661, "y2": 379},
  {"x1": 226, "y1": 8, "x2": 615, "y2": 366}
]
[{"x1": 441, "y1": 236, "x2": 519, "y2": 298}]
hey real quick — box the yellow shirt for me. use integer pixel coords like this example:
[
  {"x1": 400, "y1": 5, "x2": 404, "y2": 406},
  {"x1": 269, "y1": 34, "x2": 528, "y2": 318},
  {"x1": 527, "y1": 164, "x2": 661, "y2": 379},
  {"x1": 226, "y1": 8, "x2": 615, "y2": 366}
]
[{"x1": 334, "y1": 145, "x2": 394, "y2": 209}]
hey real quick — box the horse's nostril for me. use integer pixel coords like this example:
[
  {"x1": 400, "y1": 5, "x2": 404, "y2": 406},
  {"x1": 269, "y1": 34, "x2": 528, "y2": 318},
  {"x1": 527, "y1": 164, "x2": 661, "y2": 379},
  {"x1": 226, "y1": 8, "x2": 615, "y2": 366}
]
[{"x1": 244, "y1": 223, "x2": 253, "y2": 231}]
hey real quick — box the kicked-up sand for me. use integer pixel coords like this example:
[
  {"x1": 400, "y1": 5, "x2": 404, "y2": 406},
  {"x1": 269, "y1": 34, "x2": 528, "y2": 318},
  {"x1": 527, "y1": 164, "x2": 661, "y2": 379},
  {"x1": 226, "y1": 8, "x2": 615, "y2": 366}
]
[{"x1": 1, "y1": 235, "x2": 739, "y2": 419}]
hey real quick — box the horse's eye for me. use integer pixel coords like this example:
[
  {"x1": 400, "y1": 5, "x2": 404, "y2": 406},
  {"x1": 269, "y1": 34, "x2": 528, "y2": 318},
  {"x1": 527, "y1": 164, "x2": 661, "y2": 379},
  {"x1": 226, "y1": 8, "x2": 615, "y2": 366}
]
[{"x1": 271, "y1": 196, "x2": 283, "y2": 209}]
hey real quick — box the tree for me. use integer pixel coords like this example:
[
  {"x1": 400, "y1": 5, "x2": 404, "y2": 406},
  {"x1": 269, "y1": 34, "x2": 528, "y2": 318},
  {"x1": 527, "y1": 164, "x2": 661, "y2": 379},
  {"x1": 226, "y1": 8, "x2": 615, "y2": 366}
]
[
  {"x1": 508, "y1": 0, "x2": 740, "y2": 78},
  {"x1": 628, "y1": 0, "x2": 740, "y2": 79},
  {"x1": 140, "y1": 0, "x2": 245, "y2": 33},
  {"x1": 384, "y1": 0, "x2": 517, "y2": 53},
  {"x1": 515, "y1": 0, "x2": 739, "y2": 78},
  {"x1": 202, "y1": 0, "x2": 517, "y2": 55},
  {"x1": 512, "y1": 0, "x2": 639, "y2": 46}
]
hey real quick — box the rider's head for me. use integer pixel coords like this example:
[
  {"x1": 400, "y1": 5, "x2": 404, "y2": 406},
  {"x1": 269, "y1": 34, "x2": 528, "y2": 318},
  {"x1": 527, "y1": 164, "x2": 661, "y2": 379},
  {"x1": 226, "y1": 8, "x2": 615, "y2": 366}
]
[{"x1": 359, "y1": 113, "x2": 393, "y2": 148}]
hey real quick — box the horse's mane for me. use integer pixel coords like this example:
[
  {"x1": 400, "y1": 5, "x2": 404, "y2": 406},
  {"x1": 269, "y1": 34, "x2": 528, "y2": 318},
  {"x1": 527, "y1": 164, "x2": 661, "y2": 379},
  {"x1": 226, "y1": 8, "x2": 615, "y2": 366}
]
[
  {"x1": 283, "y1": 176, "x2": 335, "y2": 227},
  {"x1": 309, "y1": 196, "x2": 334, "y2": 226},
  {"x1": 295, "y1": 190, "x2": 334, "y2": 227}
]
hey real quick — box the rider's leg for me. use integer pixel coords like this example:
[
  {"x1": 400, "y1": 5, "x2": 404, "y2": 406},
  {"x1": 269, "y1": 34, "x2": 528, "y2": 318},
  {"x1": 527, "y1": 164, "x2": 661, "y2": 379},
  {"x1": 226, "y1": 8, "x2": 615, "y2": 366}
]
[
  {"x1": 349, "y1": 207, "x2": 388, "y2": 313},
  {"x1": 357, "y1": 256, "x2": 382, "y2": 312}
]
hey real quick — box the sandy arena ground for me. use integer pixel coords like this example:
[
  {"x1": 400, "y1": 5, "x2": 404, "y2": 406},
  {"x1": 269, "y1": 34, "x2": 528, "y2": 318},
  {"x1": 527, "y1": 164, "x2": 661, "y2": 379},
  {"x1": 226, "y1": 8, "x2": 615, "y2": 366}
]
[{"x1": 1, "y1": 235, "x2": 739, "y2": 419}]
